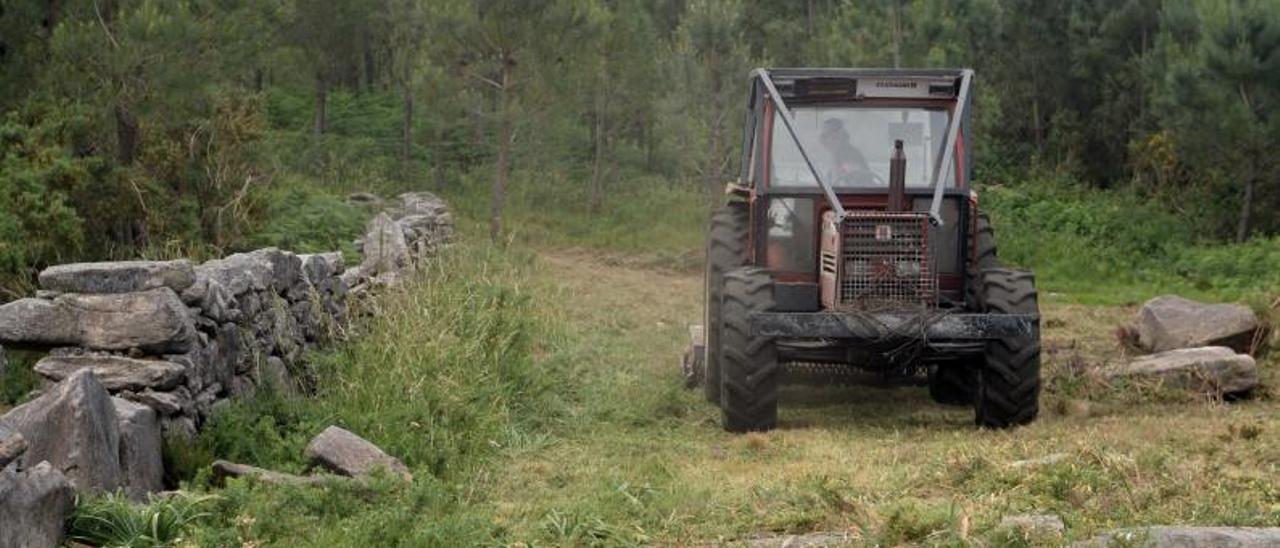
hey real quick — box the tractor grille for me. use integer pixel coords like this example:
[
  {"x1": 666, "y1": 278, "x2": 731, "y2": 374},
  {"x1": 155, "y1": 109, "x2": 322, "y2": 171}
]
[{"x1": 839, "y1": 212, "x2": 936, "y2": 309}]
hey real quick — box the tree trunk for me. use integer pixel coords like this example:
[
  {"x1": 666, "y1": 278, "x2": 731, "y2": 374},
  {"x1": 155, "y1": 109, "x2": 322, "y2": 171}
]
[
  {"x1": 491, "y1": 59, "x2": 514, "y2": 242},
  {"x1": 1236, "y1": 172, "x2": 1255, "y2": 243},
  {"x1": 589, "y1": 111, "x2": 605, "y2": 212},
  {"x1": 114, "y1": 103, "x2": 138, "y2": 166},
  {"x1": 401, "y1": 66, "x2": 413, "y2": 173},
  {"x1": 314, "y1": 73, "x2": 328, "y2": 135},
  {"x1": 434, "y1": 124, "x2": 448, "y2": 191},
  {"x1": 704, "y1": 56, "x2": 724, "y2": 201}
]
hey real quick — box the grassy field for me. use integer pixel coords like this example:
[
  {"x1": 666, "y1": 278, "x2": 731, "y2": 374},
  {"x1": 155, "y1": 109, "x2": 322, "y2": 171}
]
[
  {"x1": 479, "y1": 248, "x2": 1279, "y2": 546},
  {"x1": 161, "y1": 234, "x2": 1279, "y2": 547}
]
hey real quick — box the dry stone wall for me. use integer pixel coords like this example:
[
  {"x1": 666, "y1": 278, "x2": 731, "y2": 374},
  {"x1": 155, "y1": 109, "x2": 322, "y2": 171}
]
[{"x1": 0, "y1": 192, "x2": 451, "y2": 506}]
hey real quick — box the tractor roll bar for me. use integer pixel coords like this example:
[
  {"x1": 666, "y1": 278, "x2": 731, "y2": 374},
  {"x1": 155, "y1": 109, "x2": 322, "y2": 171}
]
[
  {"x1": 927, "y1": 69, "x2": 973, "y2": 226},
  {"x1": 751, "y1": 68, "x2": 848, "y2": 221}
]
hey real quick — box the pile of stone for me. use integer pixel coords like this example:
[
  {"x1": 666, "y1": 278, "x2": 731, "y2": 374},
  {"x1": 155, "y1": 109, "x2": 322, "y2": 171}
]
[
  {"x1": 0, "y1": 249, "x2": 348, "y2": 442},
  {"x1": 1108, "y1": 295, "x2": 1268, "y2": 396},
  {"x1": 0, "y1": 190, "x2": 450, "y2": 523}
]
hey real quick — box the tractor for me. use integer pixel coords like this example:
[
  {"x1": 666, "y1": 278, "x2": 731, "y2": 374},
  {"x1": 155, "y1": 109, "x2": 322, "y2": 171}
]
[{"x1": 701, "y1": 68, "x2": 1040, "y2": 433}]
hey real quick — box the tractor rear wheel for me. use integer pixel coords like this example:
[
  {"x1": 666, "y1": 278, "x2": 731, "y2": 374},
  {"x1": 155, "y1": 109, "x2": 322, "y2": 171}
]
[
  {"x1": 719, "y1": 267, "x2": 780, "y2": 433},
  {"x1": 703, "y1": 202, "x2": 749, "y2": 404},
  {"x1": 965, "y1": 212, "x2": 998, "y2": 309},
  {"x1": 975, "y1": 268, "x2": 1041, "y2": 428},
  {"x1": 927, "y1": 366, "x2": 975, "y2": 406}
]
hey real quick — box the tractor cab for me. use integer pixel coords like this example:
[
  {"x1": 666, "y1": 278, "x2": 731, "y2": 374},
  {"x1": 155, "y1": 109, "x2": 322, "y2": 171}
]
[{"x1": 738, "y1": 68, "x2": 974, "y2": 313}]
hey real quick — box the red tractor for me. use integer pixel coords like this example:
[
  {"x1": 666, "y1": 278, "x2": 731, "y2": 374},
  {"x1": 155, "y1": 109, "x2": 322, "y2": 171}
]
[{"x1": 702, "y1": 68, "x2": 1040, "y2": 432}]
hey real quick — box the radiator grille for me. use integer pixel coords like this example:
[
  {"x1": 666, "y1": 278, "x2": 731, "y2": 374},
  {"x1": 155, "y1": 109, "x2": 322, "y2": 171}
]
[{"x1": 839, "y1": 212, "x2": 936, "y2": 309}]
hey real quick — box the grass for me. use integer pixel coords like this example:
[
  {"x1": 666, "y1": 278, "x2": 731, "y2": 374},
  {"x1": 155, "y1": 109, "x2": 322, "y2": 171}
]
[
  {"x1": 167, "y1": 235, "x2": 1277, "y2": 546},
  {"x1": 67, "y1": 492, "x2": 218, "y2": 548}
]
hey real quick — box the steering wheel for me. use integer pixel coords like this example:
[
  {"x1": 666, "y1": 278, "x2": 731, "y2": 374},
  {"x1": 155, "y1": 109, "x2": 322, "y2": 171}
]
[{"x1": 835, "y1": 169, "x2": 886, "y2": 187}]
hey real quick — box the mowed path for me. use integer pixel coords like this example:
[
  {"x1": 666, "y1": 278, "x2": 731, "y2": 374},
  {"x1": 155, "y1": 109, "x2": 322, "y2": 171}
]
[{"x1": 485, "y1": 250, "x2": 1280, "y2": 545}]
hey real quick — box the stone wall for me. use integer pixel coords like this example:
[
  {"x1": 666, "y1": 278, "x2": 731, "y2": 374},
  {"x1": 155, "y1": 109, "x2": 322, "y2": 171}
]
[{"x1": 0, "y1": 192, "x2": 451, "y2": 505}]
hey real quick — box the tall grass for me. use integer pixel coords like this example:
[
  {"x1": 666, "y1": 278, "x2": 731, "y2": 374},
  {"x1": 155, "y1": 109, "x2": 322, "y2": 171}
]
[
  {"x1": 184, "y1": 243, "x2": 573, "y2": 545},
  {"x1": 67, "y1": 492, "x2": 218, "y2": 548}
]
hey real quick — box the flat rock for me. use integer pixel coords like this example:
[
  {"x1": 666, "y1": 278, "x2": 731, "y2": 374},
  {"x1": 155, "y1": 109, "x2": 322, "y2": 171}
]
[
  {"x1": 210, "y1": 460, "x2": 341, "y2": 488},
  {"x1": 0, "y1": 423, "x2": 25, "y2": 468},
  {"x1": 304, "y1": 425, "x2": 411, "y2": 481},
  {"x1": 35, "y1": 353, "x2": 186, "y2": 392},
  {"x1": 197, "y1": 252, "x2": 274, "y2": 296},
  {"x1": 0, "y1": 461, "x2": 76, "y2": 548},
  {"x1": 1077, "y1": 526, "x2": 1280, "y2": 547},
  {"x1": 746, "y1": 531, "x2": 859, "y2": 547},
  {"x1": 112, "y1": 398, "x2": 164, "y2": 500},
  {"x1": 1135, "y1": 296, "x2": 1262, "y2": 354},
  {"x1": 0, "y1": 288, "x2": 195, "y2": 353},
  {"x1": 1000, "y1": 513, "x2": 1065, "y2": 536},
  {"x1": 0, "y1": 369, "x2": 124, "y2": 492},
  {"x1": 38, "y1": 260, "x2": 195, "y2": 294},
  {"x1": 1010, "y1": 453, "x2": 1071, "y2": 469},
  {"x1": 1107, "y1": 346, "x2": 1258, "y2": 395},
  {"x1": 126, "y1": 388, "x2": 190, "y2": 416}
]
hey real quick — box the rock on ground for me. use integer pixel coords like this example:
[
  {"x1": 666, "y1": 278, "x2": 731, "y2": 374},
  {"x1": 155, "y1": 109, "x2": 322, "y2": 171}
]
[
  {"x1": 0, "y1": 461, "x2": 76, "y2": 548},
  {"x1": 1107, "y1": 346, "x2": 1259, "y2": 396},
  {"x1": 0, "y1": 369, "x2": 123, "y2": 492},
  {"x1": 1076, "y1": 526, "x2": 1280, "y2": 547},
  {"x1": 210, "y1": 460, "x2": 340, "y2": 488},
  {"x1": 0, "y1": 288, "x2": 195, "y2": 353},
  {"x1": 1009, "y1": 453, "x2": 1071, "y2": 469},
  {"x1": 1000, "y1": 513, "x2": 1065, "y2": 537},
  {"x1": 1135, "y1": 295, "x2": 1263, "y2": 354},
  {"x1": 304, "y1": 425, "x2": 411, "y2": 481},
  {"x1": 38, "y1": 260, "x2": 196, "y2": 294},
  {"x1": 35, "y1": 353, "x2": 187, "y2": 392},
  {"x1": 746, "y1": 531, "x2": 859, "y2": 547},
  {"x1": 112, "y1": 398, "x2": 164, "y2": 500}
]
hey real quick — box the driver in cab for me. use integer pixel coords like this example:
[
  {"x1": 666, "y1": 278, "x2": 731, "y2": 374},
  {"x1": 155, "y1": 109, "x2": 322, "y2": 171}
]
[{"x1": 818, "y1": 118, "x2": 871, "y2": 186}]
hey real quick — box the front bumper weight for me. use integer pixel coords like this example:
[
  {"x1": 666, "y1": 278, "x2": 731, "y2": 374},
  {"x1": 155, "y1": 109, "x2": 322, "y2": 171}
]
[{"x1": 751, "y1": 312, "x2": 1037, "y2": 340}]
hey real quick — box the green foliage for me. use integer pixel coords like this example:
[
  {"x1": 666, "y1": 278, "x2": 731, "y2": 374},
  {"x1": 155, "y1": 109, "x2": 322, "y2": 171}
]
[
  {"x1": 984, "y1": 175, "x2": 1280, "y2": 302},
  {"x1": 246, "y1": 177, "x2": 371, "y2": 260},
  {"x1": 67, "y1": 491, "x2": 218, "y2": 548}
]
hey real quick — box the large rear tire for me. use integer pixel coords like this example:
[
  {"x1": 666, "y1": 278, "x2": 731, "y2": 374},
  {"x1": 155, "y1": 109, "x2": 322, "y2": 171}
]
[
  {"x1": 703, "y1": 202, "x2": 749, "y2": 404},
  {"x1": 974, "y1": 268, "x2": 1041, "y2": 428},
  {"x1": 965, "y1": 212, "x2": 998, "y2": 309},
  {"x1": 719, "y1": 267, "x2": 780, "y2": 433}
]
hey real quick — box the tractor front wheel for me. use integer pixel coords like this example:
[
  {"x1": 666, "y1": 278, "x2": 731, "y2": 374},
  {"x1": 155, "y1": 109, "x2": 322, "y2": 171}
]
[
  {"x1": 719, "y1": 267, "x2": 780, "y2": 433},
  {"x1": 975, "y1": 268, "x2": 1041, "y2": 428}
]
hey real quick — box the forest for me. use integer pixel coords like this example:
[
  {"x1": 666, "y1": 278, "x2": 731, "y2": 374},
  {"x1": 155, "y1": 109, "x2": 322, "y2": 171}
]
[{"x1": 1, "y1": 0, "x2": 1279, "y2": 301}]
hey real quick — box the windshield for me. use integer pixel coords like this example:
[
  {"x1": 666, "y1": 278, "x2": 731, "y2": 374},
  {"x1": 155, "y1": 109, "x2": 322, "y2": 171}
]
[{"x1": 770, "y1": 106, "x2": 952, "y2": 189}]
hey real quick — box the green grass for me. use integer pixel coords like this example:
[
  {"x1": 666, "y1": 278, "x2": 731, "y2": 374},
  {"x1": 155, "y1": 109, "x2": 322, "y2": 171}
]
[{"x1": 67, "y1": 492, "x2": 218, "y2": 548}]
